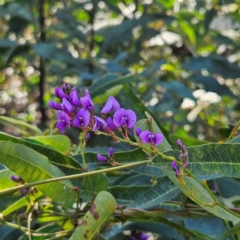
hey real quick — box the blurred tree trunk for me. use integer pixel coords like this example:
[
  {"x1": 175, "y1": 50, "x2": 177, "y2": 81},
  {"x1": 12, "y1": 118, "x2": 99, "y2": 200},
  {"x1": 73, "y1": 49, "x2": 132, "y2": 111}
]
[{"x1": 38, "y1": 0, "x2": 47, "y2": 125}]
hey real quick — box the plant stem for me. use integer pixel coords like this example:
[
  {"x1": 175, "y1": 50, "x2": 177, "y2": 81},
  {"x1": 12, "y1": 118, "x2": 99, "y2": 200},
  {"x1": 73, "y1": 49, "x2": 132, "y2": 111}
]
[
  {"x1": 0, "y1": 160, "x2": 150, "y2": 196},
  {"x1": 226, "y1": 119, "x2": 240, "y2": 142}
]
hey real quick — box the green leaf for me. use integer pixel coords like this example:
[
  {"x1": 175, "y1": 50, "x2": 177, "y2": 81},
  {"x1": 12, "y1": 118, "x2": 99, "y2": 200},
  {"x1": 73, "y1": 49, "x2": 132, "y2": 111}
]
[
  {"x1": 160, "y1": 81, "x2": 196, "y2": 100},
  {"x1": 189, "y1": 74, "x2": 235, "y2": 98},
  {"x1": 136, "y1": 114, "x2": 240, "y2": 222},
  {"x1": 118, "y1": 85, "x2": 169, "y2": 138},
  {"x1": 222, "y1": 224, "x2": 240, "y2": 239},
  {"x1": 89, "y1": 74, "x2": 135, "y2": 98},
  {"x1": 0, "y1": 169, "x2": 18, "y2": 190},
  {"x1": 152, "y1": 143, "x2": 240, "y2": 178},
  {"x1": 0, "y1": 141, "x2": 76, "y2": 208},
  {"x1": 106, "y1": 221, "x2": 211, "y2": 240},
  {"x1": 169, "y1": 134, "x2": 209, "y2": 147},
  {"x1": 92, "y1": 85, "x2": 123, "y2": 104},
  {"x1": 81, "y1": 174, "x2": 109, "y2": 201},
  {"x1": 108, "y1": 177, "x2": 180, "y2": 209},
  {"x1": 2, "y1": 191, "x2": 43, "y2": 217},
  {"x1": 168, "y1": 172, "x2": 240, "y2": 222},
  {"x1": 24, "y1": 135, "x2": 71, "y2": 153},
  {"x1": 0, "y1": 131, "x2": 80, "y2": 168},
  {"x1": 69, "y1": 191, "x2": 117, "y2": 240},
  {"x1": 183, "y1": 55, "x2": 240, "y2": 79},
  {"x1": 0, "y1": 115, "x2": 42, "y2": 136},
  {"x1": 179, "y1": 20, "x2": 196, "y2": 45},
  {"x1": 229, "y1": 135, "x2": 240, "y2": 143}
]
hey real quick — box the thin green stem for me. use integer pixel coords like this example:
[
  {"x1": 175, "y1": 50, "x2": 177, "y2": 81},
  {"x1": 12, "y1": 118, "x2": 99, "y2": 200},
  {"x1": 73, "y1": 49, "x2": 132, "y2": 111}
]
[
  {"x1": 0, "y1": 160, "x2": 150, "y2": 196},
  {"x1": 96, "y1": 130, "x2": 176, "y2": 162},
  {"x1": 226, "y1": 119, "x2": 240, "y2": 142}
]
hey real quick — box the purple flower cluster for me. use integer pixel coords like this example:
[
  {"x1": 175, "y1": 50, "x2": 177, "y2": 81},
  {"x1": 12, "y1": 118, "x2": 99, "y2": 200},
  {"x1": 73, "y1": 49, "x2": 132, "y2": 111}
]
[
  {"x1": 49, "y1": 84, "x2": 137, "y2": 135},
  {"x1": 172, "y1": 139, "x2": 189, "y2": 177},
  {"x1": 50, "y1": 84, "x2": 166, "y2": 165},
  {"x1": 176, "y1": 139, "x2": 189, "y2": 168}
]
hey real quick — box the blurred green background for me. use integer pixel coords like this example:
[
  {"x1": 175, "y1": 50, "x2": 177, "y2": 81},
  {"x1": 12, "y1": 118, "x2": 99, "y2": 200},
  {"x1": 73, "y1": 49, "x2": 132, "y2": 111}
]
[{"x1": 0, "y1": 0, "x2": 240, "y2": 142}]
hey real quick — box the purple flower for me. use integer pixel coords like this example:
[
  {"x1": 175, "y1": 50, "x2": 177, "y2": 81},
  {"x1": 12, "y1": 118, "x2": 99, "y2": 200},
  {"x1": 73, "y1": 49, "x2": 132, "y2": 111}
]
[
  {"x1": 113, "y1": 108, "x2": 137, "y2": 129},
  {"x1": 97, "y1": 153, "x2": 107, "y2": 162},
  {"x1": 179, "y1": 151, "x2": 188, "y2": 162},
  {"x1": 172, "y1": 161, "x2": 180, "y2": 177},
  {"x1": 80, "y1": 92, "x2": 94, "y2": 111},
  {"x1": 49, "y1": 100, "x2": 62, "y2": 110},
  {"x1": 176, "y1": 139, "x2": 182, "y2": 147},
  {"x1": 69, "y1": 89, "x2": 81, "y2": 106},
  {"x1": 108, "y1": 147, "x2": 114, "y2": 158},
  {"x1": 171, "y1": 161, "x2": 178, "y2": 171},
  {"x1": 135, "y1": 126, "x2": 142, "y2": 137},
  {"x1": 101, "y1": 96, "x2": 120, "y2": 114},
  {"x1": 20, "y1": 188, "x2": 29, "y2": 197},
  {"x1": 93, "y1": 116, "x2": 108, "y2": 132},
  {"x1": 54, "y1": 86, "x2": 68, "y2": 99},
  {"x1": 86, "y1": 133, "x2": 91, "y2": 139},
  {"x1": 56, "y1": 111, "x2": 71, "y2": 130},
  {"x1": 11, "y1": 175, "x2": 21, "y2": 182},
  {"x1": 130, "y1": 231, "x2": 150, "y2": 240},
  {"x1": 139, "y1": 130, "x2": 164, "y2": 146},
  {"x1": 106, "y1": 117, "x2": 118, "y2": 130},
  {"x1": 183, "y1": 161, "x2": 189, "y2": 168},
  {"x1": 62, "y1": 98, "x2": 75, "y2": 113},
  {"x1": 73, "y1": 108, "x2": 90, "y2": 128},
  {"x1": 61, "y1": 83, "x2": 72, "y2": 93}
]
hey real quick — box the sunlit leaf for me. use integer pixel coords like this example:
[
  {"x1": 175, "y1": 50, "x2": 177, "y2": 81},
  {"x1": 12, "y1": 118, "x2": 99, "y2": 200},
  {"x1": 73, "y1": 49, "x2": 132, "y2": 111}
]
[{"x1": 69, "y1": 191, "x2": 117, "y2": 240}]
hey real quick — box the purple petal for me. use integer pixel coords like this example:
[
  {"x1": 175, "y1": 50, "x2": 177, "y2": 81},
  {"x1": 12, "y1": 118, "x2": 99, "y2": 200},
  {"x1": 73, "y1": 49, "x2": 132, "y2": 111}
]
[
  {"x1": 49, "y1": 100, "x2": 62, "y2": 110},
  {"x1": 62, "y1": 98, "x2": 75, "y2": 113},
  {"x1": 97, "y1": 153, "x2": 107, "y2": 162},
  {"x1": 93, "y1": 116, "x2": 108, "y2": 132},
  {"x1": 73, "y1": 108, "x2": 90, "y2": 128},
  {"x1": 11, "y1": 175, "x2": 21, "y2": 182},
  {"x1": 20, "y1": 188, "x2": 29, "y2": 196},
  {"x1": 106, "y1": 117, "x2": 118, "y2": 130},
  {"x1": 56, "y1": 122, "x2": 68, "y2": 130},
  {"x1": 69, "y1": 89, "x2": 81, "y2": 106},
  {"x1": 139, "y1": 130, "x2": 152, "y2": 144},
  {"x1": 125, "y1": 109, "x2": 137, "y2": 128},
  {"x1": 81, "y1": 92, "x2": 94, "y2": 111},
  {"x1": 113, "y1": 108, "x2": 126, "y2": 127},
  {"x1": 62, "y1": 83, "x2": 72, "y2": 93},
  {"x1": 154, "y1": 133, "x2": 164, "y2": 145},
  {"x1": 108, "y1": 147, "x2": 114, "y2": 157},
  {"x1": 171, "y1": 161, "x2": 177, "y2": 170},
  {"x1": 101, "y1": 96, "x2": 120, "y2": 114},
  {"x1": 135, "y1": 126, "x2": 142, "y2": 137},
  {"x1": 176, "y1": 139, "x2": 182, "y2": 147},
  {"x1": 54, "y1": 87, "x2": 68, "y2": 99},
  {"x1": 183, "y1": 161, "x2": 189, "y2": 168},
  {"x1": 57, "y1": 111, "x2": 70, "y2": 130},
  {"x1": 86, "y1": 133, "x2": 91, "y2": 139}
]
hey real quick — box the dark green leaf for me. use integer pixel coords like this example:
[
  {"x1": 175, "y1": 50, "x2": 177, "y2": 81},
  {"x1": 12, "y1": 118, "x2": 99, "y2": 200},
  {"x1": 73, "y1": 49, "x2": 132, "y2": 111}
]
[
  {"x1": 160, "y1": 81, "x2": 196, "y2": 100},
  {"x1": 189, "y1": 74, "x2": 235, "y2": 98},
  {"x1": 108, "y1": 177, "x2": 180, "y2": 209},
  {"x1": 215, "y1": 177, "x2": 240, "y2": 198},
  {"x1": 0, "y1": 141, "x2": 76, "y2": 208},
  {"x1": 89, "y1": 74, "x2": 135, "y2": 98}
]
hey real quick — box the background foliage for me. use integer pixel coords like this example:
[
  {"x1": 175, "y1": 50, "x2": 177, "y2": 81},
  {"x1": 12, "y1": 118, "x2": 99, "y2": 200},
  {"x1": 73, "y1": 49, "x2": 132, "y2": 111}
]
[{"x1": 0, "y1": 0, "x2": 240, "y2": 239}]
